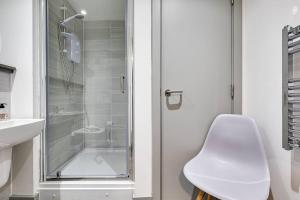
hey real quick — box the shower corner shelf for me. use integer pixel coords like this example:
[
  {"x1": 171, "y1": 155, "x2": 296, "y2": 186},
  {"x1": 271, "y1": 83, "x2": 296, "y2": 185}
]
[
  {"x1": 71, "y1": 126, "x2": 105, "y2": 136},
  {"x1": 48, "y1": 76, "x2": 84, "y2": 88},
  {"x1": 49, "y1": 111, "x2": 84, "y2": 117},
  {"x1": 282, "y1": 25, "x2": 300, "y2": 150}
]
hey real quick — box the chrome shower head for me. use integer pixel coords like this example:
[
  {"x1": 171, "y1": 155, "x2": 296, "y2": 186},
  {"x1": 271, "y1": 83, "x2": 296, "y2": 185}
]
[
  {"x1": 74, "y1": 13, "x2": 85, "y2": 20},
  {"x1": 60, "y1": 10, "x2": 87, "y2": 26}
]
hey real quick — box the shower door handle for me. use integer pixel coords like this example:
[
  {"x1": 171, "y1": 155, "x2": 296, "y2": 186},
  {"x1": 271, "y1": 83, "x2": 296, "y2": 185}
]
[{"x1": 120, "y1": 75, "x2": 126, "y2": 94}]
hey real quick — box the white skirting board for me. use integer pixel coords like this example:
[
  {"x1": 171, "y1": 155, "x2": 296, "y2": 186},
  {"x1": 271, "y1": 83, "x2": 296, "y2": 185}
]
[
  {"x1": 39, "y1": 181, "x2": 134, "y2": 200},
  {"x1": 39, "y1": 189, "x2": 133, "y2": 200}
]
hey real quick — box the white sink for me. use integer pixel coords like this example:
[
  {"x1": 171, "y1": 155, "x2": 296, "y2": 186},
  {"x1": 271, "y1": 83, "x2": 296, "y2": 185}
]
[
  {"x1": 0, "y1": 119, "x2": 44, "y2": 188},
  {"x1": 0, "y1": 119, "x2": 45, "y2": 149}
]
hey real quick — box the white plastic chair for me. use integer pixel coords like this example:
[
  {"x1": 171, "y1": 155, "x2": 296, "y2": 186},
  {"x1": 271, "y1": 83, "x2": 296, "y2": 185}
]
[{"x1": 184, "y1": 114, "x2": 270, "y2": 200}]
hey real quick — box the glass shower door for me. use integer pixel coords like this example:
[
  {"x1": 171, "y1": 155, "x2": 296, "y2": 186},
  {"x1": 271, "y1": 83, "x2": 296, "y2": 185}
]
[{"x1": 44, "y1": 0, "x2": 132, "y2": 179}]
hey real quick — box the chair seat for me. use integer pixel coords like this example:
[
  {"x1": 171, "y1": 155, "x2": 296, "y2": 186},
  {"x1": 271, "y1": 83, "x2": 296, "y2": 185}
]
[
  {"x1": 183, "y1": 114, "x2": 270, "y2": 200},
  {"x1": 184, "y1": 156, "x2": 270, "y2": 200}
]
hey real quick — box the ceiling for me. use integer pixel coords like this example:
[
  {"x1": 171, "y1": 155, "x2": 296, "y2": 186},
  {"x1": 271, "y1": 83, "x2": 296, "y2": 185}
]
[{"x1": 68, "y1": 0, "x2": 125, "y2": 21}]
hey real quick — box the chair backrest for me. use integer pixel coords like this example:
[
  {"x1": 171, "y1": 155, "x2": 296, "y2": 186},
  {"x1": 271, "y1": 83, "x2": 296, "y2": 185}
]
[{"x1": 201, "y1": 114, "x2": 268, "y2": 168}]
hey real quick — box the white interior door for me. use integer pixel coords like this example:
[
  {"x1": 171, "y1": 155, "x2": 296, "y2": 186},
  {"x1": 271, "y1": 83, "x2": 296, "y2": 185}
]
[{"x1": 161, "y1": 0, "x2": 232, "y2": 199}]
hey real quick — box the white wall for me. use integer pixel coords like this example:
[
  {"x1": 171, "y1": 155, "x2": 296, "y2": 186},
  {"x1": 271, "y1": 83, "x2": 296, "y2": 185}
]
[
  {"x1": 0, "y1": 0, "x2": 34, "y2": 119},
  {"x1": 133, "y1": 0, "x2": 152, "y2": 197},
  {"x1": 0, "y1": 0, "x2": 35, "y2": 197},
  {"x1": 243, "y1": 1, "x2": 300, "y2": 199}
]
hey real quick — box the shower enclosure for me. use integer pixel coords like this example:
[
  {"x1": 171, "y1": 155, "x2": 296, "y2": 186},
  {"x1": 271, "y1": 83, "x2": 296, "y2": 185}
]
[{"x1": 42, "y1": 0, "x2": 133, "y2": 179}]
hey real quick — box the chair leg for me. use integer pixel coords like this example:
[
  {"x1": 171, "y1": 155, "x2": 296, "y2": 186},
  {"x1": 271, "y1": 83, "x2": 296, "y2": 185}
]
[
  {"x1": 196, "y1": 190, "x2": 205, "y2": 200},
  {"x1": 207, "y1": 194, "x2": 213, "y2": 200}
]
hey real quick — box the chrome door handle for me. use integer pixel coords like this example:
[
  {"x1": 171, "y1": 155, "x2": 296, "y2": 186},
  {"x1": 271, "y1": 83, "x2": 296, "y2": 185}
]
[
  {"x1": 120, "y1": 75, "x2": 126, "y2": 94},
  {"x1": 165, "y1": 89, "x2": 183, "y2": 97}
]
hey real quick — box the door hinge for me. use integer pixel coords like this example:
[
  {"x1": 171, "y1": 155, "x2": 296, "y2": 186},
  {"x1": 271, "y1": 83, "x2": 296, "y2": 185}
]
[
  {"x1": 231, "y1": 84, "x2": 235, "y2": 100},
  {"x1": 231, "y1": 0, "x2": 234, "y2": 5}
]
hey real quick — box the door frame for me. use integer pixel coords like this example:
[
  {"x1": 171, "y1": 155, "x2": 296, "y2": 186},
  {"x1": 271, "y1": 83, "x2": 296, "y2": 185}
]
[{"x1": 151, "y1": 0, "x2": 243, "y2": 199}]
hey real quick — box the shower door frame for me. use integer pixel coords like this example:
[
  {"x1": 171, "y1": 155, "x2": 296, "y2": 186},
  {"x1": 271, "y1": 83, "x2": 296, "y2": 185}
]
[{"x1": 38, "y1": 0, "x2": 135, "y2": 181}]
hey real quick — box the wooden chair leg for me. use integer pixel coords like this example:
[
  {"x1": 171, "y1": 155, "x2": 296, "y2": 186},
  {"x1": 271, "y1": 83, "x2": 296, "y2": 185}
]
[
  {"x1": 196, "y1": 190, "x2": 205, "y2": 200},
  {"x1": 207, "y1": 194, "x2": 213, "y2": 200}
]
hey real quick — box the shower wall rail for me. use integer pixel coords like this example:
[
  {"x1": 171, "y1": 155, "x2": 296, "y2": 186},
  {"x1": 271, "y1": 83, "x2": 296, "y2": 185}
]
[{"x1": 282, "y1": 25, "x2": 300, "y2": 150}]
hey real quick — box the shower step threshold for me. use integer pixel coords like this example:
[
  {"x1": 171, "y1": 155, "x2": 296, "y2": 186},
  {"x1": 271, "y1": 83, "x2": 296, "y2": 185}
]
[
  {"x1": 39, "y1": 180, "x2": 134, "y2": 200},
  {"x1": 39, "y1": 180, "x2": 134, "y2": 190}
]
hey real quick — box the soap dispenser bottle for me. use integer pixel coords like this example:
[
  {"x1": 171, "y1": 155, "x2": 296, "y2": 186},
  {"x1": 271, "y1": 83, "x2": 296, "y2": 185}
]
[{"x1": 0, "y1": 103, "x2": 8, "y2": 120}]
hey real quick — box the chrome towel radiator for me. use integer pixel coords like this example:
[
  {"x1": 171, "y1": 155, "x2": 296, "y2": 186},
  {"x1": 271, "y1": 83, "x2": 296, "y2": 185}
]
[{"x1": 282, "y1": 25, "x2": 300, "y2": 150}]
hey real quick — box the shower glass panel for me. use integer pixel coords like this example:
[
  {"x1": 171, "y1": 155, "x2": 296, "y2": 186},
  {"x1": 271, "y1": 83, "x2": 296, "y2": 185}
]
[{"x1": 45, "y1": 0, "x2": 131, "y2": 179}]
